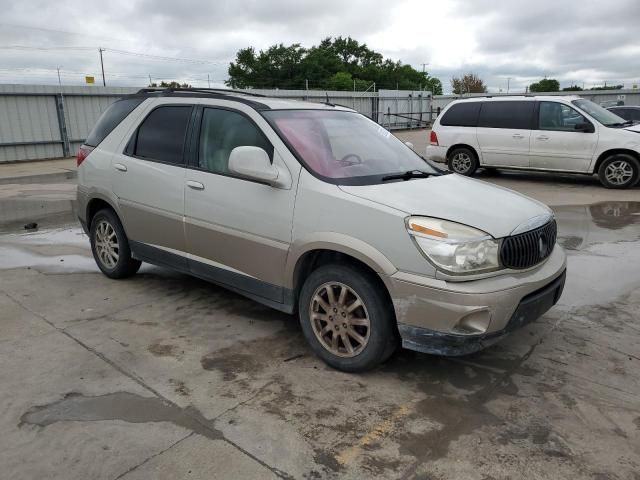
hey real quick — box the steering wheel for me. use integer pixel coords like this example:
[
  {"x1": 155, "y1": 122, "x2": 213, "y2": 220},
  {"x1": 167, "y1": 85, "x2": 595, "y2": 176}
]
[{"x1": 336, "y1": 154, "x2": 363, "y2": 167}]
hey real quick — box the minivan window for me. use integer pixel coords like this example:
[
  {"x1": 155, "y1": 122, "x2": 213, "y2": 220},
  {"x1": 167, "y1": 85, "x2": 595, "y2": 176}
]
[
  {"x1": 263, "y1": 110, "x2": 437, "y2": 185},
  {"x1": 572, "y1": 99, "x2": 626, "y2": 126},
  {"x1": 198, "y1": 108, "x2": 273, "y2": 174},
  {"x1": 538, "y1": 102, "x2": 589, "y2": 131},
  {"x1": 85, "y1": 98, "x2": 144, "y2": 147},
  {"x1": 478, "y1": 101, "x2": 534, "y2": 129},
  {"x1": 440, "y1": 102, "x2": 481, "y2": 127},
  {"x1": 134, "y1": 106, "x2": 192, "y2": 164}
]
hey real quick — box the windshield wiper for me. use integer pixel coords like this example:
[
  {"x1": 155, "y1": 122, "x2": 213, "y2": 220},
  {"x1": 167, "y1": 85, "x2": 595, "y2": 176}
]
[
  {"x1": 606, "y1": 120, "x2": 634, "y2": 127},
  {"x1": 381, "y1": 170, "x2": 436, "y2": 182}
]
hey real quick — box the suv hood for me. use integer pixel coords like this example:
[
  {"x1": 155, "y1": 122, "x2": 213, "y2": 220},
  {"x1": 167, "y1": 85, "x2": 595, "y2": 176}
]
[
  {"x1": 339, "y1": 174, "x2": 552, "y2": 238},
  {"x1": 623, "y1": 123, "x2": 640, "y2": 133}
]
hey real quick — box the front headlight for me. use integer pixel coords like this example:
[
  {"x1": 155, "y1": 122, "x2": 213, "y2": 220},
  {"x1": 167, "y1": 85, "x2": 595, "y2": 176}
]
[{"x1": 406, "y1": 216, "x2": 500, "y2": 275}]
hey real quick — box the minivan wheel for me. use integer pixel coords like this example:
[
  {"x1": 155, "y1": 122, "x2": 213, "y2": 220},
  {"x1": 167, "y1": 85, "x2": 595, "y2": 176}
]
[
  {"x1": 597, "y1": 154, "x2": 639, "y2": 189},
  {"x1": 447, "y1": 147, "x2": 478, "y2": 176},
  {"x1": 298, "y1": 264, "x2": 397, "y2": 372},
  {"x1": 90, "y1": 209, "x2": 141, "y2": 279}
]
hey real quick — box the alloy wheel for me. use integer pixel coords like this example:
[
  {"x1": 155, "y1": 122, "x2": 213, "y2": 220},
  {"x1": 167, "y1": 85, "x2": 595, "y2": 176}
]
[
  {"x1": 94, "y1": 220, "x2": 119, "y2": 269},
  {"x1": 309, "y1": 282, "x2": 370, "y2": 358},
  {"x1": 604, "y1": 160, "x2": 633, "y2": 186},
  {"x1": 451, "y1": 152, "x2": 472, "y2": 173}
]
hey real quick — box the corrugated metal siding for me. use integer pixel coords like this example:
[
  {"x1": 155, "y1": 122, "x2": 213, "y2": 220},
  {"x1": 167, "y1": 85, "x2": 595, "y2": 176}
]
[{"x1": 0, "y1": 84, "x2": 138, "y2": 162}]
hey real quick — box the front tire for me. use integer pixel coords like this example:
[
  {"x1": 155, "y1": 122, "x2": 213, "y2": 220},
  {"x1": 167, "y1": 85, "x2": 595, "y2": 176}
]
[
  {"x1": 90, "y1": 209, "x2": 141, "y2": 279},
  {"x1": 447, "y1": 147, "x2": 478, "y2": 176},
  {"x1": 597, "y1": 154, "x2": 639, "y2": 189},
  {"x1": 298, "y1": 264, "x2": 397, "y2": 372}
]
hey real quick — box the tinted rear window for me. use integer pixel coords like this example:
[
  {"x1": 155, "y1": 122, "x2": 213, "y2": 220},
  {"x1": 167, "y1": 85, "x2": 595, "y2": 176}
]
[
  {"x1": 133, "y1": 106, "x2": 192, "y2": 164},
  {"x1": 85, "y1": 98, "x2": 144, "y2": 147},
  {"x1": 478, "y1": 101, "x2": 534, "y2": 129},
  {"x1": 440, "y1": 102, "x2": 481, "y2": 127}
]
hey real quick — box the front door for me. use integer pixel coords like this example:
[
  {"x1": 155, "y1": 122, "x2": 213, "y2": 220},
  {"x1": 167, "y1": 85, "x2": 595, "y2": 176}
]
[
  {"x1": 112, "y1": 104, "x2": 192, "y2": 267},
  {"x1": 476, "y1": 100, "x2": 534, "y2": 167},
  {"x1": 184, "y1": 106, "x2": 298, "y2": 304},
  {"x1": 529, "y1": 101, "x2": 598, "y2": 172}
]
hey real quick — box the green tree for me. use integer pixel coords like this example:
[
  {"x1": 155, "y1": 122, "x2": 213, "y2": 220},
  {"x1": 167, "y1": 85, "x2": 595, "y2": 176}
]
[
  {"x1": 423, "y1": 75, "x2": 443, "y2": 95},
  {"x1": 529, "y1": 78, "x2": 560, "y2": 92},
  {"x1": 451, "y1": 73, "x2": 487, "y2": 94},
  {"x1": 148, "y1": 81, "x2": 192, "y2": 88},
  {"x1": 562, "y1": 84, "x2": 583, "y2": 91},
  {"x1": 226, "y1": 37, "x2": 442, "y2": 92},
  {"x1": 590, "y1": 84, "x2": 623, "y2": 90}
]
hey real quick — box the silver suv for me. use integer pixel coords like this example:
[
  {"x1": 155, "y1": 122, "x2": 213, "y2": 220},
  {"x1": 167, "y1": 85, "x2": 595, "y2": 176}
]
[{"x1": 77, "y1": 88, "x2": 566, "y2": 372}]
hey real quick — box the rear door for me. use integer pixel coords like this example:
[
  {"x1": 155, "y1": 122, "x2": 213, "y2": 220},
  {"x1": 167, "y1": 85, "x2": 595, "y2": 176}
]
[
  {"x1": 476, "y1": 101, "x2": 534, "y2": 167},
  {"x1": 183, "y1": 105, "x2": 298, "y2": 304},
  {"x1": 112, "y1": 102, "x2": 193, "y2": 266},
  {"x1": 529, "y1": 101, "x2": 598, "y2": 172}
]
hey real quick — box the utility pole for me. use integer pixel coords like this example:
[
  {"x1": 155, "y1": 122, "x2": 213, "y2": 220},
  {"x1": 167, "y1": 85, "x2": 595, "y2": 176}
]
[
  {"x1": 98, "y1": 48, "x2": 106, "y2": 86},
  {"x1": 305, "y1": 79, "x2": 308, "y2": 90},
  {"x1": 207, "y1": 74, "x2": 211, "y2": 88},
  {"x1": 148, "y1": 75, "x2": 152, "y2": 86},
  {"x1": 507, "y1": 77, "x2": 511, "y2": 94},
  {"x1": 56, "y1": 66, "x2": 62, "y2": 88}
]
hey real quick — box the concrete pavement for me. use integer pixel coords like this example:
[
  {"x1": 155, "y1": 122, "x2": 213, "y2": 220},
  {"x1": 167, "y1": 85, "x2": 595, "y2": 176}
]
[{"x1": 1, "y1": 149, "x2": 639, "y2": 479}]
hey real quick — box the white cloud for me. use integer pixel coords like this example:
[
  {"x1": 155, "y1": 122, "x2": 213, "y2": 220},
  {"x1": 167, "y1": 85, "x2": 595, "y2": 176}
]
[{"x1": 0, "y1": 0, "x2": 638, "y2": 92}]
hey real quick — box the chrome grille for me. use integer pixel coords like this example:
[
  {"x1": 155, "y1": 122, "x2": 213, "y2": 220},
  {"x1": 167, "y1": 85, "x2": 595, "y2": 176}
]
[{"x1": 500, "y1": 220, "x2": 557, "y2": 269}]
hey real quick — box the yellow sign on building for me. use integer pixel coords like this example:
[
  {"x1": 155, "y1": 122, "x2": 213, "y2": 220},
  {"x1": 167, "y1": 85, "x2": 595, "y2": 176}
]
[{"x1": 85, "y1": 76, "x2": 95, "y2": 85}]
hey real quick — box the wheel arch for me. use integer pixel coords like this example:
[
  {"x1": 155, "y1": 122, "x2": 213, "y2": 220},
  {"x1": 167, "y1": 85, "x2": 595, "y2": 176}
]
[
  {"x1": 593, "y1": 149, "x2": 640, "y2": 174},
  {"x1": 285, "y1": 234, "x2": 397, "y2": 309},
  {"x1": 446, "y1": 144, "x2": 480, "y2": 163}
]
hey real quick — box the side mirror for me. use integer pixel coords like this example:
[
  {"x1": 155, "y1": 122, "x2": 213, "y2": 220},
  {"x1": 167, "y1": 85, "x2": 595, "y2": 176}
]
[
  {"x1": 405, "y1": 141, "x2": 415, "y2": 151},
  {"x1": 229, "y1": 146, "x2": 279, "y2": 184},
  {"x1": 574, "y1": 122, "x2": 594, "y2": 133}
]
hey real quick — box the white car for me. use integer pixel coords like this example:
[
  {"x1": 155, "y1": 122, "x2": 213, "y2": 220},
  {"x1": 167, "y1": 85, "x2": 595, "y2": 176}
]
[{"x1": 426, "y1": 95, "x2": 640, "y2": 188}]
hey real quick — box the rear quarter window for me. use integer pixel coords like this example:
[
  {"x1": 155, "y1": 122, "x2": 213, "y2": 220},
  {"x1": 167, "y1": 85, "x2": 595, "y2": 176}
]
[
  {"x1": 85, "y1": 98, "x2": 144, "y2": 147},
  {"x1": 440, "y1": 102, "x2": 481, "y2": 127}
]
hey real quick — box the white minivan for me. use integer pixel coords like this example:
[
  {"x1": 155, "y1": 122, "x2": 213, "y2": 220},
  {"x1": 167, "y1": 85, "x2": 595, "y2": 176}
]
[{"x1": 426, "y1": 95, "x2": 640, "y2": 188}]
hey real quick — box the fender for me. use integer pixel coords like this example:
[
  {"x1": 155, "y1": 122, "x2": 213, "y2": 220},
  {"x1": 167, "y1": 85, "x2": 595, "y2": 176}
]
[{"x1": 284, "y1": 232, "x2": 398, "y2": 289}]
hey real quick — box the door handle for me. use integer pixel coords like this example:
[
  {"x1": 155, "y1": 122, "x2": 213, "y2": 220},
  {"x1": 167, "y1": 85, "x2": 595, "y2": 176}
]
[
  {"x1": 512, "y1": 134, "x2": 525, "y2": 139},
  {"x1": 186, "y1": 180, "x2": 205, "y2": 190},
  {"x1": 114, "y1": 163, "x2": 127, "y2": 172},
  {"x1": 536, "y1": 135, "x2": 549, "y2": 141}
]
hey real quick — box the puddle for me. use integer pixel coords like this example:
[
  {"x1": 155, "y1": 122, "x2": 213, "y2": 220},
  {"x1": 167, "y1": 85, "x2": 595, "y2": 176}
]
[
  {"x1": 0, "y1": 226, "x2": 96, "y2": 273},
  {"x1": 552, "y1": 201, "x2": 640, "y2": 309},
  {"x1": 20, "y1": 392, "x2": 222, "y2": 440}
]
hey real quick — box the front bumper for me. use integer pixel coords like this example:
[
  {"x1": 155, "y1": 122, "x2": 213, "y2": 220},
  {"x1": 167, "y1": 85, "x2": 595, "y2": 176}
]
[
  {"x1": 397, "y1": 270, "x2": 566, "y2": 355},
  {"x1": 383, "y1": 246, "x2": 567, "y2": 356}
]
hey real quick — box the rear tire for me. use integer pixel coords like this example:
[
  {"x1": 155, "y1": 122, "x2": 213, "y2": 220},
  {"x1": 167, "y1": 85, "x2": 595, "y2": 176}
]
[
  {"x1": 447, "y1": 147, "x2": 478, "y2": 176},
  {"x1": 90, "y1": 209, "x2": 141, "y2": 279},
  {"x1": 597, "y1": 154, "x2": 639, "y2": 189},
  {"x1": 298, "y1": 264, "x2": 397, "y2": 372}
]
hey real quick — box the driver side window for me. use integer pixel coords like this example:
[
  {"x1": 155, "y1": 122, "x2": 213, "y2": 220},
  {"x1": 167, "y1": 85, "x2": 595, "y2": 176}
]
[
  {"x1": 538, "y1": 102, "x2": 589, "y2": 132},
  {"x1": 198, "y1": 108, "x2": 273, "y2": 174}
]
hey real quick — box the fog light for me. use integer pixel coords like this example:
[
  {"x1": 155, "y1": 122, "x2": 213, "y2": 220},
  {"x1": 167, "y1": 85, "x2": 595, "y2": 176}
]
[{"x1": 452, "y1": 310, "x2": 491, "y2": 335}]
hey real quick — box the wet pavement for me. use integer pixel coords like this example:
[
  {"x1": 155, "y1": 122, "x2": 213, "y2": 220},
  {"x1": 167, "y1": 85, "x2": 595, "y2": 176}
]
[{"x1": 1, "y1": 173, "x2": 639, "y2": 479}]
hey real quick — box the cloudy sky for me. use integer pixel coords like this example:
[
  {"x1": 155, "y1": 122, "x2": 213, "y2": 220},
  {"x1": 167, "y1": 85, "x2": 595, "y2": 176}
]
[{"x1": 1, "y1": 0, "x2": 639, "y2": 93}]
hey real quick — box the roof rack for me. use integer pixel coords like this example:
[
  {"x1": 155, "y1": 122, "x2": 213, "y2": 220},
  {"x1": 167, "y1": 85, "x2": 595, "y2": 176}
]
[
  {"x1": 135, "y1": 87, "x2": 266, "y2": 97},
  {"x1": 131, "y1": 87, "x2": 270, "y2": 110},
  {"x1": 459, "y1": 94, "x2": 534, "y2": 99}
]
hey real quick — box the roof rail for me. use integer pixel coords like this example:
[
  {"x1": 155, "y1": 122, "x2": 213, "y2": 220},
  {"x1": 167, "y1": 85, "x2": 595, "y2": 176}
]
[
  {"x1": 135, "y1": 87, "x2": 266, "y2": 98},
  {"x1": 459, "y1": 94, "x2": 534, "y2": 99}
]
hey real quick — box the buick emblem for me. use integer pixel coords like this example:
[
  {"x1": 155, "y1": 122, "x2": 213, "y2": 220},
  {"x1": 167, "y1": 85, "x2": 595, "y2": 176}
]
[{"x1": 539, "y1": 235, "x2": 547, "y2": 257}]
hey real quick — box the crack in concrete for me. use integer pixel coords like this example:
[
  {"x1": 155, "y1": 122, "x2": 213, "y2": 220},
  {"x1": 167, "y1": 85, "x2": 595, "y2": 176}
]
[{"x1": 2, "y1": 287, "x2": 292, "y2": 480}]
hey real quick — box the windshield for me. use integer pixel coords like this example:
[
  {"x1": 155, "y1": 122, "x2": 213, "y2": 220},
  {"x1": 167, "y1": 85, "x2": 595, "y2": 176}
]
[
  {"x1": 262, "y1": 110, "x2": 437, "y2": 185},
  {"x1": 572, "y1": 99, "x2": 627, "y2": 127}
]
